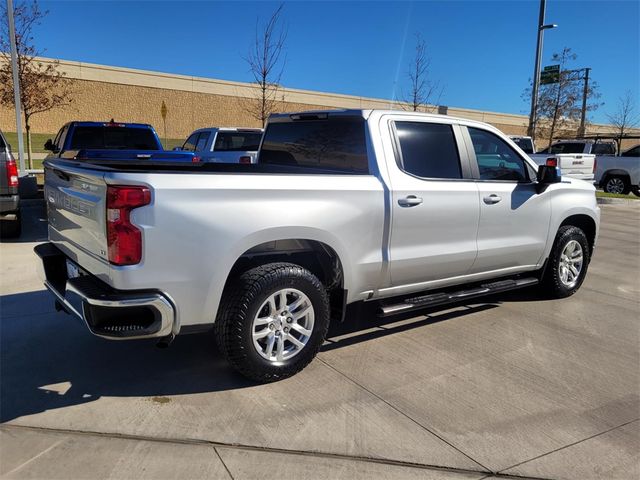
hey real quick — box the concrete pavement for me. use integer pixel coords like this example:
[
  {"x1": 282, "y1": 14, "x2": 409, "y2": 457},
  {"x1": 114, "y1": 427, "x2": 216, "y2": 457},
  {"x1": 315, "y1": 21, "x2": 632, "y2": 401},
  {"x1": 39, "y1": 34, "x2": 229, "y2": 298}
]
[{"x1": 0, "y1": 202, "x2": 638, "y2": 479}]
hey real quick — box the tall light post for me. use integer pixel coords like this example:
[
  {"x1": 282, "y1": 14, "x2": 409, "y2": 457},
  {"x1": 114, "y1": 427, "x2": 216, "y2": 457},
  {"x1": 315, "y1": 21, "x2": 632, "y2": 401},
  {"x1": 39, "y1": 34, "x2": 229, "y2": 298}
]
[
  {"x1": 6, "y1": 0, "x2": 26, "y2": 174},
  {"x1": 527, "y1": 0, "x2": 557, "y2": 140}
]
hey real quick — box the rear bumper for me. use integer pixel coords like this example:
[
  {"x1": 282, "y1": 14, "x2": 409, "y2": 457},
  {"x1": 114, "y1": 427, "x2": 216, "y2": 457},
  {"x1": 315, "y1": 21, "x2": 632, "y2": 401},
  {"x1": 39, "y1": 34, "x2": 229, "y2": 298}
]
[
  {"x1": 0, "y1": 194, "x2": 19, "y2": 214},
  {"x1": 564, "y1": 173, "x2": 594, "y2": 182},
  {"x1": 34, "y1": 242, "x2": 175, "y2": 340}
]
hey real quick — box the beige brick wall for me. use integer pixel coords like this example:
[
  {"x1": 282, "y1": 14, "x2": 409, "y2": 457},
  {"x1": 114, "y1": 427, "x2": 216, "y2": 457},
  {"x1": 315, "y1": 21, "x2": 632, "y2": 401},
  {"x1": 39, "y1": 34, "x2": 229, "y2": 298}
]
[{"x1": 1, "y1": 57, "x2": 638, "y2": 150}]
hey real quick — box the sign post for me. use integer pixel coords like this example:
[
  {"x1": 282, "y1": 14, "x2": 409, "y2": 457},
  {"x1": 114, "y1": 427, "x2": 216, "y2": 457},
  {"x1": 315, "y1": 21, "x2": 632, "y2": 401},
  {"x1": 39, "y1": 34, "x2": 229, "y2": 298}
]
[
  {"x1": 160, "y1": 101, "x2": 168, "y2": 149},
  {"x1": 6, "y1": 0, "x2": 26, "y2": 174}
]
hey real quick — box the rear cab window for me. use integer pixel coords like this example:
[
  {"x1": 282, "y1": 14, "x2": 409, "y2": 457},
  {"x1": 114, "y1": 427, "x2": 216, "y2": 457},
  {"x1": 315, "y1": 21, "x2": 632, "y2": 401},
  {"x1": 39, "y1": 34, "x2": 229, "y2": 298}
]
[
  {"x1": 69, "y1": 126, "x2": 159, "y2": 150},
  {"x1": 259, "y1": 117, "x2": 368, "y2": 173},
  {"x1": 591, "y1": 143, "x2": 616, "y2": 155},
  {"x1": 549, "y1": 143, "x2": 585, "y2": 154},
  {"x1": 622, "y1": 146, "x2": 640, "y2": 157},
  {"x1": 214, "y1": 132, "x2": 262, "y2": 152}
]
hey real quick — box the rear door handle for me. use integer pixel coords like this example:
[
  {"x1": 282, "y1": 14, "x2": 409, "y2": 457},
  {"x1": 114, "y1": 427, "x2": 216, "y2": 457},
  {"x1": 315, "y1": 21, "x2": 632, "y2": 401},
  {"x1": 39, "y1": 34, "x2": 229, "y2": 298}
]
[
  {"x1": 398, "y1": 195, "x2": 423, "y2": 207},
  {"x1": 483, "y1": 194, "x2": 502, "y2": 205}
]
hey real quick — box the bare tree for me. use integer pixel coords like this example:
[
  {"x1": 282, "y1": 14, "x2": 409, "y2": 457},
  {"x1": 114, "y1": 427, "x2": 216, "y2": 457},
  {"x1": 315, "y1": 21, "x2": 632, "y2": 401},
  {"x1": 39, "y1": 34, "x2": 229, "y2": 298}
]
[
  {"x1": 523, "y1": 47, "x2": 601, "y2": 148},
  {"x1": 400, "y1": 34, "x2": 441, "y2": 112},
  {"x1": 0, "y1": 0, "x2": 73, "y2": 168},
  {"x1": 243, "y1": 4, "x2": 287, "y2": 126},
  {"x1": 607, "y1": 90, "x2": 639, "y2": 154}
]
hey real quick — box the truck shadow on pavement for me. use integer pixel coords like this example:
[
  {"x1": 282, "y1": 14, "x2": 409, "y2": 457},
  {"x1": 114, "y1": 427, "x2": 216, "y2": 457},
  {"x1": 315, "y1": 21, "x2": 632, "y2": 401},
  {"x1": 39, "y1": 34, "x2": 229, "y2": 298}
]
[
  {"x1": 0, "y1": 287, "x2": 541, "y2": 424},
  {"x1": 0, "y1": 201, "x2": 48, "y2": 244}
]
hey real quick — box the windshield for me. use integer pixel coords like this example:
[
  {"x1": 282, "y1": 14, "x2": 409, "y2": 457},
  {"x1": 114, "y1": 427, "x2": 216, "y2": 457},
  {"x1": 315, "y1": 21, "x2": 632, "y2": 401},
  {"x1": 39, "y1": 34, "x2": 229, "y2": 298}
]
[{"x1": 69, "y1": 126, "x2": 159, "y2": 150}]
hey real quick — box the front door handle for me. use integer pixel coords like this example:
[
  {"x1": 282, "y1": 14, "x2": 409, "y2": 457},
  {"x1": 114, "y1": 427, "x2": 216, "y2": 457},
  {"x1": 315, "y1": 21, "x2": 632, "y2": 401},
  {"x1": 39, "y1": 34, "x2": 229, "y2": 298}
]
[
  {"x1": 483, "y1": 194, "x2": 502, "y2": 205},
  {"x1": 398, "y1": 195, "x2": 423, "y2": 207}
]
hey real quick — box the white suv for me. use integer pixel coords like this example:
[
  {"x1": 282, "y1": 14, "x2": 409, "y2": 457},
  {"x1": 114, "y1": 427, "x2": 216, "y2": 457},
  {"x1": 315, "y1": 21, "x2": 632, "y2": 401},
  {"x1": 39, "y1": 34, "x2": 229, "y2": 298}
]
[{"x1": 178, "y1": 127, "x2": 263, "y2": 163}]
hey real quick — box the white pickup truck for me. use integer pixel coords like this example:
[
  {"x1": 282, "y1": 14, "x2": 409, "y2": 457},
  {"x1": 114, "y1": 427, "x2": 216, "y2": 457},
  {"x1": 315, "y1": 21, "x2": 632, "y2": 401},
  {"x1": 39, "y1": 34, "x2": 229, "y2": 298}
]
[
  {"x1": 37, "y1": 110, "x2": 600, "y2": 381},
  {"x1": 509, "y1": 135, "x2": 595, "y2": 181},
  {"x1": 594, "y1": 144, "x2": 640, "y2": 195}
]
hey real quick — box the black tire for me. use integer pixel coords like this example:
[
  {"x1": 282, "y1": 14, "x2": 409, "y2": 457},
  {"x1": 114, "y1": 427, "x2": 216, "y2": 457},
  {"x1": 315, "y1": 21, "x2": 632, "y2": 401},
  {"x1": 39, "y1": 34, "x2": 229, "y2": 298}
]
[
  {"x1": 541, "y1": 225, "x2": 591, "y2": 299},
  {"x1": 603, "y1": 175, "x2": 630, "y2": 195},
  {"x1": 214, "y1": 262, "x2": 330, "y2": 382},
  {"x1": 631, "y1": 186, "x2": 640, "y2": 197},
  {"x1": 0, "y1": 211, "x2": 21, "y2": 239}
]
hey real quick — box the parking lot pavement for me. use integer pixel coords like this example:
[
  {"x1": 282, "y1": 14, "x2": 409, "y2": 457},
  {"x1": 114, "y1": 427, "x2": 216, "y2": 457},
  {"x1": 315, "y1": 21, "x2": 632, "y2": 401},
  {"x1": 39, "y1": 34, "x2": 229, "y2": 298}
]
[{"x1": 1, "y1": 201, "x2": 638, "y2": 480}]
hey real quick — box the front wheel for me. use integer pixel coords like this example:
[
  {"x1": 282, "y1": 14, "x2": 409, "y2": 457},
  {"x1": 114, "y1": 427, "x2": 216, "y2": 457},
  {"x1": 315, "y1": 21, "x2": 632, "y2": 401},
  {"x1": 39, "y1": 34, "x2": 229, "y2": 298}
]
[
  {"x1": 631, "y1": 186, "x2": 640, "y2": 197},
  {"x1": 214, "y1": 263, "x2": 330, "y2": 382},
  {"x1": 541, "y1": 226, "x2": 591, "y2": 299}
]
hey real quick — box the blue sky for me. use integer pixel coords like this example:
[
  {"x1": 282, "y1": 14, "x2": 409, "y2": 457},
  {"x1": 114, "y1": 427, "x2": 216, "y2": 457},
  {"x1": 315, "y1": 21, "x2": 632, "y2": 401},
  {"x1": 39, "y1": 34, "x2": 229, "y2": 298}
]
[{"x1": 35, "y1": 0, "x2": 639, "y2": 123}]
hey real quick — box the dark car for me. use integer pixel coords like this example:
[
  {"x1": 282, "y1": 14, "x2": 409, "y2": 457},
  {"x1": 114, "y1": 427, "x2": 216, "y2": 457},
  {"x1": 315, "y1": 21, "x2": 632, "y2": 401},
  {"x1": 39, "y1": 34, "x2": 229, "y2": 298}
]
[{"x1": 0, "y1": 130, "x2": 21, "y2": 238}]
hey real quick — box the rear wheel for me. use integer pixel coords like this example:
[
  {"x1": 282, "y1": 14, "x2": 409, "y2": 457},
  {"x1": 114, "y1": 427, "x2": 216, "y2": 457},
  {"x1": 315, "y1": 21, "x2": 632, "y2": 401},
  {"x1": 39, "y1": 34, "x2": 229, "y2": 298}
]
[
  {"x1": 603, "y1": 176, "x2": 630, "y2": 195},
  {"x1": 541, "y1": 226, "x2": 590, "y2": 298},
  {"x1": 214, "y1": 262, "x2": 330, "y2": 382},
  {"x1": 631, "y1": 186, "x2": 640, "y2": 197}
]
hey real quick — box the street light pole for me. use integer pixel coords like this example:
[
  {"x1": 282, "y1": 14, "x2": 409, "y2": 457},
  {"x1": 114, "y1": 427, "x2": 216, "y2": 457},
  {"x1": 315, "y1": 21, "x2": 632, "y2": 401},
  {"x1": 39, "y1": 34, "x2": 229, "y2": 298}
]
[
  {"x1": 527, "y1": 0, "x2": 557, "y2": 141},
  {"x1": 6, "y1": 0, "x2": 26, "y2": 174}
]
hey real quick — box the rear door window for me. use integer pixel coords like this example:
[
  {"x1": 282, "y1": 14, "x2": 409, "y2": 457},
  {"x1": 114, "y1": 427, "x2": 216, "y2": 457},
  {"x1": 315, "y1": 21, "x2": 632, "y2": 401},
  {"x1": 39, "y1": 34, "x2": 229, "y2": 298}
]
[
  {"x1": 214, "y1": 132, "x2": 263, "y2": 152},
  {"x1": 260, "y1": 118, "x2": 368, "y2": 173},
  {"x1": 394, "y1": 122, "x2": 462, "y2": 179}
]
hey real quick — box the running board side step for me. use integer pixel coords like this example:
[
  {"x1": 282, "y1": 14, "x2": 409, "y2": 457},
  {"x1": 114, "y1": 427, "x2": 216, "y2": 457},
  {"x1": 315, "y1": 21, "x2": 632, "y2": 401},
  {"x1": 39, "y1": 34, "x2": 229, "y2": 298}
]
[{"x1": 379, "y1": 277, "x2": 539, "y2": 317}]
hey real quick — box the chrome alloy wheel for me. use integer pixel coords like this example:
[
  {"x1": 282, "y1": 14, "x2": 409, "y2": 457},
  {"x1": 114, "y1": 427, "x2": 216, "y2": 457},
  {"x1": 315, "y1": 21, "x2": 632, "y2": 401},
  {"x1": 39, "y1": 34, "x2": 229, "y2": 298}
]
[
  {"x1": 251, "y1": 288, "x2": 315, "y2": 362},
  {"x1": 605, "y1": 177, "x2": 625, "y2": 194},
  {"x1": 559, "y1": 240, "x2": 584, "y2": 288}
]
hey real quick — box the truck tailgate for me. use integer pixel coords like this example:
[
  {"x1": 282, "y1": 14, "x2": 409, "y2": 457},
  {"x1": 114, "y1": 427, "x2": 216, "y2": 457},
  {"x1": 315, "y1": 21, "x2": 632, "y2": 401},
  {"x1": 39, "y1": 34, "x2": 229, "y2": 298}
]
[
  {"x1": 556, "y1": 154, "x2": 595, "y2": 177},
  {"x1": 44, "y1": 163, "x2": 109, "y2": 264}
]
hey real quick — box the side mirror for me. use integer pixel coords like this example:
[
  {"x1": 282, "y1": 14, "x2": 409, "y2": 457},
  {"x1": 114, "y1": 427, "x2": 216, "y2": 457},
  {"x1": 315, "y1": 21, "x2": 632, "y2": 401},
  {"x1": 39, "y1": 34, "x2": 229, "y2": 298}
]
[
  {"x1": 44, "y1": 139, "x2": 55, "y2": 152},
  {"x1": 536, "y1": 165, "x2": 561, "y2": 193}
]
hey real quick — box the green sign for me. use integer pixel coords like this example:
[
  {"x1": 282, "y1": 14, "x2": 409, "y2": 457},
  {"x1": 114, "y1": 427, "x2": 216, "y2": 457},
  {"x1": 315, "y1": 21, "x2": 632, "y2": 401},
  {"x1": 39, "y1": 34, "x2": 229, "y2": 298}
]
[{"x1": 541, "y1": 65, "x2": 560, "y2": 85}]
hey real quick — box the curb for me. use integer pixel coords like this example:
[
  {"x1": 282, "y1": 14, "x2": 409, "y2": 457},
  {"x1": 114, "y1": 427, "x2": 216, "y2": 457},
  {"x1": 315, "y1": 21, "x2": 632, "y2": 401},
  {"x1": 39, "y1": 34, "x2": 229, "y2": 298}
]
[{"x1": 596, "y1": 197, "x2": 640, "y2": 205}]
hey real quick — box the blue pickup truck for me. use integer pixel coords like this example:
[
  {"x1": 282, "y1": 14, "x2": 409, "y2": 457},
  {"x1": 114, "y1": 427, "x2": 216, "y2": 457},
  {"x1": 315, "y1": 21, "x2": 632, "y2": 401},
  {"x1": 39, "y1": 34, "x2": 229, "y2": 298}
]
[{"x1": 44, "y1": 121, "x2": 197, "y2": 163}]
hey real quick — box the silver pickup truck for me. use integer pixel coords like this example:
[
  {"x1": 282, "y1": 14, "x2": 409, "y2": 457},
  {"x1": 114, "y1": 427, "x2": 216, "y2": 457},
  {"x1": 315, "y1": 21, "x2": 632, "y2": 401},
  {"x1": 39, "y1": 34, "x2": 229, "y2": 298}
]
[{"x1": 36, "y1": 110, "x2": 600, "y2": 381}]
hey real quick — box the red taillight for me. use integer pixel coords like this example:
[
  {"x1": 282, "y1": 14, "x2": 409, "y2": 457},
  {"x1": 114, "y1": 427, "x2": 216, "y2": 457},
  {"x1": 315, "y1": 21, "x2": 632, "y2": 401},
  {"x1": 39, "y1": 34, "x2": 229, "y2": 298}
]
[
  {"x1": 593, "y1": 158, "x2": 597, "y2": 173},
  {"x1": 6, "y1": 158, "x2": 18, "y2": 188},
  {"x1": 106, "y1": 185, "x2": 151, "y2": 266},
  {"x1": 239, "y1": 156, "x2": 251, "y2": 164},
  {"x1": 546, "y1": 157, "x2": 558, "y2": 167},
  {"x1": 192, "y1": 156, "x2": 201, "y2": 163}
]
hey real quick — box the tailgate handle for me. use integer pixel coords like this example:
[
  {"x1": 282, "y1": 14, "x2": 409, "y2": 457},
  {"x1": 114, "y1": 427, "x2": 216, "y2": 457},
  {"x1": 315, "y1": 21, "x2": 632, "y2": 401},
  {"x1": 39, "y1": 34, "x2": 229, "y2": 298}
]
[{"x1": 53, "y1": 169, "x2": 70, "y2": 182}]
